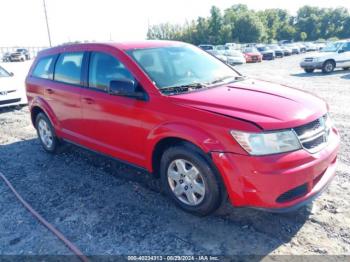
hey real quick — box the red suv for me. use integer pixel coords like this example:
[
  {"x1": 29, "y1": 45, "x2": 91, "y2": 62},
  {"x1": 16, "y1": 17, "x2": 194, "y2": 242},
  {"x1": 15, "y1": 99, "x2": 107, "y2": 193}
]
[{"x1": 26, "y1": 41, "x2": 340, "y2": 215}]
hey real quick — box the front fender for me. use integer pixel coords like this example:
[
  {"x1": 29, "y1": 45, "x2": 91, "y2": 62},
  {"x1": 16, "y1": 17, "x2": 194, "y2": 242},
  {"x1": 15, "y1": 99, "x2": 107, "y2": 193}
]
[{"x1": 145, "y1": 122, "x2": 226, "y2": 171}]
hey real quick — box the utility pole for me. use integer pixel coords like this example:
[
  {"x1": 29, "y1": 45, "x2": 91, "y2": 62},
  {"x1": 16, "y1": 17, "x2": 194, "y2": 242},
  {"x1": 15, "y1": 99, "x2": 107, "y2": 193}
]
[{"x1": 43, "y1": 0, "x2": 52, "y2": 47}]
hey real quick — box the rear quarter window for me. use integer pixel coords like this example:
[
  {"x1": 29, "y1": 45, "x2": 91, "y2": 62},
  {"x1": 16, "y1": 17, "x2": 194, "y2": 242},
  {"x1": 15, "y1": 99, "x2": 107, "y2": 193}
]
[{"x1": 32, "y1": 56, "x2": 54, "y2": 79}]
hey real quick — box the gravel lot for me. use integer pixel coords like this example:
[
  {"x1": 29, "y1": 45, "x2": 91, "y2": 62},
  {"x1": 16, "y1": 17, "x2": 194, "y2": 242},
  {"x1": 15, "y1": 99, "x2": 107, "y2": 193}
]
[{"x1": 0, "y1": 54, "x2": 349, "y2": 257}]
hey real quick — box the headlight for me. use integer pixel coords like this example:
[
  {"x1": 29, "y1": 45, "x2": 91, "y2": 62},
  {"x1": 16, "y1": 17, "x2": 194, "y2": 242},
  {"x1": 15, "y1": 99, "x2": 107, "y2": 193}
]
[{"x1": 230, "y1": 130, "x2": 301, "y2": 156}]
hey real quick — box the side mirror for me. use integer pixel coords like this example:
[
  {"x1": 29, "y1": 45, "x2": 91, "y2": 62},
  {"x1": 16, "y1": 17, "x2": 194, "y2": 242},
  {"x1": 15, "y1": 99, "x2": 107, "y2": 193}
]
[
  {"x1": 338, "y1": 49, "x2": 345, "y2": 54},
  {"x1": 109, "y1": 80, "x2": 147, "y2": 101},
  {"x1": 9, "y1": 72, "x2": 14, "y2": 76}
]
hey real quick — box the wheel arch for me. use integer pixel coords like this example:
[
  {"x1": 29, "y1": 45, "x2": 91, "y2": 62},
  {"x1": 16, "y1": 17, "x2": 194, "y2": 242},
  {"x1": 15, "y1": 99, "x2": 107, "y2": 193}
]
[
  {"x1": 29, "y1": 97, "x2": 60, "y2": 132},
  {"x1": 324, "y1": 59, "x2": 336, "y2": 66},
  {"x1": 147, "y1": 123, "x2": 226, "y2": 177}
]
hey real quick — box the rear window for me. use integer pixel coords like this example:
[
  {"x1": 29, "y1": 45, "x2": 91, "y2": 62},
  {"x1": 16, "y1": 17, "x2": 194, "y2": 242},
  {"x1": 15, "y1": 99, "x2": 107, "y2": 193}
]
[
  {"x1": 54, "y1": 52, "x2": 84, "y2": 85},
  {"x1": 32, "y1": 56, "x2": 54, "y2": 79}
]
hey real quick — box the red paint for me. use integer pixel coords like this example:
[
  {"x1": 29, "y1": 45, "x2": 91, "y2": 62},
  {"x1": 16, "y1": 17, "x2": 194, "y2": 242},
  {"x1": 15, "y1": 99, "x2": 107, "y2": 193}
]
[
  {"x1": 243, "y1": 52, "x2": 263, "y2": 63},
  {"x1": 25, "y1": 41, "x2": 340, "y2": 210}
]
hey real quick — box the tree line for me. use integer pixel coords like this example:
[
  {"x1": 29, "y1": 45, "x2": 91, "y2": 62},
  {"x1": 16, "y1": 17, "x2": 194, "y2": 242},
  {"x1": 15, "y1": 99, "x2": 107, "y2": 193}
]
[{"x1": 147, "y1": 4, "x2": 350, "y2": 45}]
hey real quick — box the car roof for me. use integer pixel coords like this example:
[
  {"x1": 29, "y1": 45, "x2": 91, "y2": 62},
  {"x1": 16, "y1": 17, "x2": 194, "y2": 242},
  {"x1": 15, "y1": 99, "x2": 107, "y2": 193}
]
[{"x1": 38, "y1": 40, "x2": 187, "y2": 57}]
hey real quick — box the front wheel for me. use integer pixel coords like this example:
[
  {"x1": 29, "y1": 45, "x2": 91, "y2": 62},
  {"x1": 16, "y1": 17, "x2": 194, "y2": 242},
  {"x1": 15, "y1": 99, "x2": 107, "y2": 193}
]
[
  {"x1": 322, "y1": 60, "x2": 335, "y2": 73},
  {"x1": 35, "y1": 113, "x2": 60, "y2": 153},
  {"x1": 304, "y1": 68, "x2": 314, "y2": 73},
  {"x1": 160, "y1": 145, "x2": 222, "y2": 216}
]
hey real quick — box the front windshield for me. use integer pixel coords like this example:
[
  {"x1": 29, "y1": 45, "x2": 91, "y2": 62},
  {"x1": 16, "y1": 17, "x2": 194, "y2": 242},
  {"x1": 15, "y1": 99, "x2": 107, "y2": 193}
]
[
  {"x1": 225, "y1": 50, "x2": 242, "y2": 56},
  {"x1": 321, "y1": 42, "x2": 343, "y2": 52},
  {"x1": 128, "y1": 45, "x2": 240, "y2": 92},
  {"x1": 258, "y1": 47, "x2": 269, "y2": 51},
  {"x1": 0, "y1": 66, "x2": 10, "y2": 77},
  {"x1": 244, "y1": 47, "x2": 257, "y2": 53}
]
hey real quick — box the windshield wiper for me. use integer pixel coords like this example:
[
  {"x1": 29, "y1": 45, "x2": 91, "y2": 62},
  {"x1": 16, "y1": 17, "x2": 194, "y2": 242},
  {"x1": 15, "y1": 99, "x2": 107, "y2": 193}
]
[
  {"x1": 209, "y1": 75, "x2": 246, "y2": 85},
  {"x1": 160, "y1": 82, "x2": 207, "y2": 94}
]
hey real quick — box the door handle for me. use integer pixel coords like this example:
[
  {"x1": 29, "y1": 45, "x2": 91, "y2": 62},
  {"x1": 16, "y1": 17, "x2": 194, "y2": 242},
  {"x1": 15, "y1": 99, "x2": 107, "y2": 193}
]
[
  {"x1": 46, "y1": 88, "x2": 54, "y2": 94},
  {"x1": 82, "y1": 97, "x2": 95, "y2": 104}
]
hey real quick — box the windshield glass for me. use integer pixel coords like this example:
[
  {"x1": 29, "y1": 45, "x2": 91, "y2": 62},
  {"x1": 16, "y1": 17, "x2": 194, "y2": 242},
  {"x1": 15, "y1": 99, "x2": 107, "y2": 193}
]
[
  {"x1": 0, "y1": 66, "x2": 10, "y2": 77},
  {"x1": 321, "y1": 42, "x2": 343, "y2": 52},
  {"x1": 128, "y1": 45, "x2": 240, "y2": 92},
  {"x1": 243, "y1": 47, "x2": 257, "y2": 53},
  {"x1": 199, "y1": 45, "x2": 213, "y2": 51},
  {"x1": 225, "y1": 50, "x2": 242, "y2": 56}
]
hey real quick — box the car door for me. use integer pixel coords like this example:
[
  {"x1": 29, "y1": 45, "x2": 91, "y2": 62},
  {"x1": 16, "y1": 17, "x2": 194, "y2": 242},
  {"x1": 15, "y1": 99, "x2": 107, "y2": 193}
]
[
  {"x1": 339, "y1": 42, "x2": 350, "y2": 68},
  {"x1": 79, "y1": 51, "x2": 148, "y2": 166},
  {"x1": 48, "y1": 52, "x2": 84, "y2": 139}
]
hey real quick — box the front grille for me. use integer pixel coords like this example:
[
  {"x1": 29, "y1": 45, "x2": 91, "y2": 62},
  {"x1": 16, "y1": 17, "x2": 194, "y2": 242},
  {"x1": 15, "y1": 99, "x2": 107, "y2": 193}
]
[
  {"x1": 293, "y1": 115, "x2": 330, "y2": 153},
  {"x1": 304, "y1": 57, "x2": 313, "y2": 62},
  {"x1": 0, "y1": 98, "x2": 21, "y2": 105}
]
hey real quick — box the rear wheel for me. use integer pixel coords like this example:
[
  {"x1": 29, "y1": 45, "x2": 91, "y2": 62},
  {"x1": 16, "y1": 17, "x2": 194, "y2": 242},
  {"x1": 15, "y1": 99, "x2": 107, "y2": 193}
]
[
  {"x1": 35, "y1": 113, "x2": 60, "y2": 153},
  {"x1": 304, "y1": 69, "x2": 315, "y2": 73},
  {"x1": 322, "y1": 60, "x2": 335, "y2": 73},
  {"x1": 160, "y1": 145, "x2": 222, "y2": 216}
]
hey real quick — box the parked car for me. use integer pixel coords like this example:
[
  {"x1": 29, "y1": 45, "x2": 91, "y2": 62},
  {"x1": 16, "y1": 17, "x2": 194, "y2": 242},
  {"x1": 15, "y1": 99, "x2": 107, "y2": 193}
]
[
  {"x1": 0, "y1": 65, "x2": 28, "y2": 107},
  {"x1": 9, "y1": 48, "x2": 30, "y2": 62},
  {"x1": 267, "y1": 45, "x2": 284, "y2": 58},
  {"x1": 198, "y1": 44, "x2": 214, "y2": 51},
  {"x1": 280, "y1": 46, "x2": 292, "y2": 56},
  {"x1": 224, "y1": 50, "x2": 246, "y2": 65},
  {"x1": 295, "y1": 43, "x2": 307, "y2": 53},
  {"x1": 242, "y1": 47, "x2": 262, "y2": 63},
  {"x1": 2, "y1": 52, "x2": 12, "y2": 62},
  {"x1": 300, "y1": 40, "x2": 350, "y2": 73},
  {"x1": 215, "y1": 45, "x2": 228, "y2": 51},
  {"x1": 26, "y1": 41, "x2": 339, "y2": 215},
  {"x1": 207, "y1": 50, "x2": 228, "y2": 63},
  {"x1": 285, "y1": 44, "x2": 300, "y2": 54},
  {"x1": 314, "y1": 42, "x2": 326, "y2": 51},
  {"x1": 304, "y1": 42, "x2": 318, "y2": 52},
  {"x1": 257, "y1": 46, "x2": 275, "y2": 60},
  {"x1": 225, "y1": 43, "x2": 240, "y2": 50}
]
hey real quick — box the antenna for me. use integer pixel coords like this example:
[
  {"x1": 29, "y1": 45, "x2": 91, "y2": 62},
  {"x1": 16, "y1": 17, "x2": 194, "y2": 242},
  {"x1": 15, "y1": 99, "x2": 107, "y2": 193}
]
[{"x1": 43, "y1": 0, "x2": 52, "y2": 47}]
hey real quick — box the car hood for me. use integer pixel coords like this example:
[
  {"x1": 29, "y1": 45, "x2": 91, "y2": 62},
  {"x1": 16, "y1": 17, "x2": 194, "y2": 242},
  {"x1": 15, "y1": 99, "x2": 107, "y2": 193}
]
[
  {"x1": 168, "y1": 78, "x2": 327, "y2": 130},
  {"x1": 308, "y1": 52, "x2": 337, "y2": 59},
  {"x1": 227, "y1": 55, "x2": 245, "y2": 59},
  {"x1": 0, "y1": 77, "x2": 19, "y2": 92}
]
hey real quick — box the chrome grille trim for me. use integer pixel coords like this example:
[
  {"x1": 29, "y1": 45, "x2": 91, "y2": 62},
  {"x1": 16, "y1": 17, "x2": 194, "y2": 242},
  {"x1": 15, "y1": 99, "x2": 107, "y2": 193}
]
[{"x1": 293, "y1": 115, "x2": 330, "y2": 154}]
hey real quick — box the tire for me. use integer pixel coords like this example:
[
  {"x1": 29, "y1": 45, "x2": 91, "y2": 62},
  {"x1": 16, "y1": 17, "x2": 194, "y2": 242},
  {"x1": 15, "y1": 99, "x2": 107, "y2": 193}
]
[
  {"x1": 35, "y1": 113, "x2": 60, "y2": 153},
  {"x1": 304, "y1": 69, "x2": 314, "y2": 73},
  {"x1": 322, "y1": 60, "x2": 335, "y2": 73},
  {"x1": 343, "y1": 67, "x2": 350, "y2": 70},
  {"x1": 160, "y1": 144, "x2": 222, "y2": 216}
]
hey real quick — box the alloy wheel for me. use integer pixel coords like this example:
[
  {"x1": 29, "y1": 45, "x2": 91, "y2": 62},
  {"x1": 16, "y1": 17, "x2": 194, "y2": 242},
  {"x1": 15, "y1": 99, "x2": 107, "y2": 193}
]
[{"x1": 167, "y1": 159, "x2": 206, "y2": 206}]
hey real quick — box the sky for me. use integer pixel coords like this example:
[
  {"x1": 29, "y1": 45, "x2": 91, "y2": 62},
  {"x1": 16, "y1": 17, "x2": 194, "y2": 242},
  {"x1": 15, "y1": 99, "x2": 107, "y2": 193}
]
[{"x1": 1, "y1": 0, "x2": 350, "y2": 47}]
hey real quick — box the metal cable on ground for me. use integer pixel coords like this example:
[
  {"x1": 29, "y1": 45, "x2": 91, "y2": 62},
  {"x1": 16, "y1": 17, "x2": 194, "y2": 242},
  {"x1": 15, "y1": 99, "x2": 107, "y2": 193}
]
[{"x1": 0, "y1": 171, "x2": 89, "y2": 262}]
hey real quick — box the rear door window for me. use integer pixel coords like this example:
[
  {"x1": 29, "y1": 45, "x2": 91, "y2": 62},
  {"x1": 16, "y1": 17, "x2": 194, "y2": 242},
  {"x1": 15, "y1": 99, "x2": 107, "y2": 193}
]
[
  {"x1": 54, "y1": 52, "x2": 84, "y2": 85},
  {"x1": 32, "y1": 56, "x2": 55, "y2": 79}
]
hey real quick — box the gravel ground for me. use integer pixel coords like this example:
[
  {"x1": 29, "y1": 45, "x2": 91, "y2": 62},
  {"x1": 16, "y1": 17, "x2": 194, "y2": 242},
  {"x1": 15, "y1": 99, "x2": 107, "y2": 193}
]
[{"x1": 0, "y1": 55, "x2": 349, "y2": 257}]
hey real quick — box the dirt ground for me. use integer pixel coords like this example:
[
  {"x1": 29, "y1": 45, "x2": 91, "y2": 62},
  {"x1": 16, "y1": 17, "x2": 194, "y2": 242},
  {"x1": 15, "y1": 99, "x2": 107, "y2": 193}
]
[{"x1": 0, "y1": 54, "x2": 349, "y2": 257}]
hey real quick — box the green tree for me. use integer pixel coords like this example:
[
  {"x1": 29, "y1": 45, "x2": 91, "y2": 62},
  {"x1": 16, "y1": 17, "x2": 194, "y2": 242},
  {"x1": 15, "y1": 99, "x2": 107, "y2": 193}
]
[
  {"x1": 340, "y1": 17, "x2": 350, "y2": 38},
  {"x1": 300, "y1": 32, "x2": 307, "y2": 41},
  {"x1": 208, "y1": 6, "x2": 223, "y2": 44},
  {"x1": 147, "y1": 4, "x2": 350, "y2": 45},
  {"x1": 233, "y1": 13, "x2": 266, "y2": 43}
]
